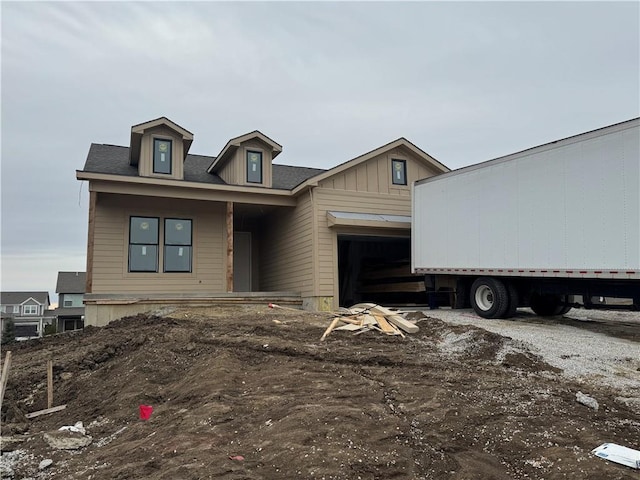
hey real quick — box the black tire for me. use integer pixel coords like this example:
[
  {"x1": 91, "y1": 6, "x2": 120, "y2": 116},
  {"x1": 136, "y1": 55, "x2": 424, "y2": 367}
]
[
  {"x1": 470, "y1": 277, "x2": 509, "y2": 319},
  {"x1": 501, "y1": 282, "x2": 519, "y2": 319},
  {"x1": 530, "y1": 293, "x2": 561, "y2": 316},
  {"x1": 554, "y1": 295, "x2": 571, "y2": 315}
]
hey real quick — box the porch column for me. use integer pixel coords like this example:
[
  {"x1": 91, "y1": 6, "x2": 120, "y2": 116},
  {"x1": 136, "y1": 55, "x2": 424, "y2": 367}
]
[
  {"x1": 226, "y1": 201, "x2": 234, "y2": 292},
  {"x1": 85, "y1": 190, "x2": 96, "y2": 293}
]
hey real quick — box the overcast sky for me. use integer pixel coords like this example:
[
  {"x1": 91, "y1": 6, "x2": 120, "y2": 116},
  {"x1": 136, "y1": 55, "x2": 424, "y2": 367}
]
[{"x1": 1, "y1": 1, "x2": 638, "y2": 303}]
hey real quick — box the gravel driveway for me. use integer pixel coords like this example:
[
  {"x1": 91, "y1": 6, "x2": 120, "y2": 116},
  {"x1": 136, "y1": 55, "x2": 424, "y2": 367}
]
[{"x1": 412, "y1": 307, "x2": 640, "y2": 407}]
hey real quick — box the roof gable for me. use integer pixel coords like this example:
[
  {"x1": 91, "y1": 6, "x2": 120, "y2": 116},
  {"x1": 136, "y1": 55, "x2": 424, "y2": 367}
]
[
  {"x1": 292, "y1": 138, "x2": 449, "y2": 194},
  {"x1": 129, "y1": 117, "x2": 194, "y2": 165},
  {"x1": 1, "y1": 291, "x2": 50, "y2": 306},
  {"x1": 208, "y1": 131, "x2": 282, "y2": 173}
]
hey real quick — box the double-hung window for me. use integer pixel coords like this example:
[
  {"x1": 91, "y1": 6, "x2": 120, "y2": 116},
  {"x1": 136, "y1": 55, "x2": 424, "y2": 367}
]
[
  {"x1": 129, "y1": 217, "x2": 159, "y2": 272},
  {"x1": 153, "y1": 139, "x2": 172, "y2": 174},
  {"x1": 23, "y1": 305, "x2": 39, "y2": 315},
  {"x1": 164, "y1": 219, "x2": 192, "y2": 272}
]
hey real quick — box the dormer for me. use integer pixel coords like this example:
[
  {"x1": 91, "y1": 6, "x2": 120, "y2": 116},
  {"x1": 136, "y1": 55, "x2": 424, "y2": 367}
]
[
  {"x1": 207, "y1": 131, "x2": 282, "y2": 188},
  {"x1": 129, "y1": 117, "x2": 193, "y2": 180}
]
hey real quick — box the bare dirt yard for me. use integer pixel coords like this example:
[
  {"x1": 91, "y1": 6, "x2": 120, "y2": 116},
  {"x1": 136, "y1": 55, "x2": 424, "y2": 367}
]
[{"x1": 1, "y1": 305, "x2": 639, "y2": 479}]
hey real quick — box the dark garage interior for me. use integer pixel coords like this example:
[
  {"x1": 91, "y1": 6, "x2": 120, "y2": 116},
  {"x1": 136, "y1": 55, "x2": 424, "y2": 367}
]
[{"x1": 337, "y1": 235, "x2": 428, "y2": 307}]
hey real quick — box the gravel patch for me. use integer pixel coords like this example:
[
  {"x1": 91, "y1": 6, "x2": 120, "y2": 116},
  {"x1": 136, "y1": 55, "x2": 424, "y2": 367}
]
[{"x1": 414, "y1": 307, "x2": 640, "y2": 406}]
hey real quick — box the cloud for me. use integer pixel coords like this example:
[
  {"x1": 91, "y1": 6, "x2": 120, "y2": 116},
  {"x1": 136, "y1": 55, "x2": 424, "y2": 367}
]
[{"x1": 1, "y1": 1, "x2": 638, "y2": 295}]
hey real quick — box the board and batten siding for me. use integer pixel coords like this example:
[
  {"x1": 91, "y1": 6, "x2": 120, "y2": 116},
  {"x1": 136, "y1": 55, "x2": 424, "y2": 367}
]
[
  {"x1": 318, "y1": 146, "x2": 440, "y2": 194},
  {"x1": 91, "y1": 193, "x2": 225, "y2": 294},
  {"x1": 313, "y1": 188, "x2": 413, "y2": 299},
  {"x1": 260, "y1": 192, "x2": 314, "y2": 296},
  {"x1": 313, "y1": 149, "x2": 442, "y2": 302}
]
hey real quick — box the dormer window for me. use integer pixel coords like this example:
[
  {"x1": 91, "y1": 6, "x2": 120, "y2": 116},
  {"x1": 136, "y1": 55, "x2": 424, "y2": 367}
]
[
  {"x1": 246, "y1": 150, "x2": 263, "y2": 183},
  {"x1": 153, "y1": 139, "x2": 172, "y2": 174},
  {"x1": 391, "y1": 159, "x2": 407, "y2": 185}
]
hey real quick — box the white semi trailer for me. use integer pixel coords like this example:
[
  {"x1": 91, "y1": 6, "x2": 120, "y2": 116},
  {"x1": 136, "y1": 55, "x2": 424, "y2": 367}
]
[{"x1": 411, "y1": 118, "x2": 640, "y2": 318}]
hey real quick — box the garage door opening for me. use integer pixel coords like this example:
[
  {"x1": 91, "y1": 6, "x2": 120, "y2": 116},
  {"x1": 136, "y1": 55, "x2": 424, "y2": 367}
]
[{"x1": 337, "y1": 235, "x2": 427, "y2": 307}]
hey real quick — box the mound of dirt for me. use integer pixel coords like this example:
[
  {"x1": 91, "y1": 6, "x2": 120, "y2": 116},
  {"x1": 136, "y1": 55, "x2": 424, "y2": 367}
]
[{"x1": 1, "y1": 306, "x2": 638, "y2": 479}]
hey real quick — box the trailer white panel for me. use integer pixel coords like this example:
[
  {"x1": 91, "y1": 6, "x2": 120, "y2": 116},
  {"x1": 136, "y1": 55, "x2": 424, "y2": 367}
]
[{"x1": 412, "y1": 119, "x2": 640, "y2": 279}]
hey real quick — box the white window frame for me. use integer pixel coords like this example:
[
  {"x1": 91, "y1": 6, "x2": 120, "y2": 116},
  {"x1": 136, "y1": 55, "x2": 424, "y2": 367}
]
[{"x1": 23, "y1": 304, "x2": 39, "y2": 315}]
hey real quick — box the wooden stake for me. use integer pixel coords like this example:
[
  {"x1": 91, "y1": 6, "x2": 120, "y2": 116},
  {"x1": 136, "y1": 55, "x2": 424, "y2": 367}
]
[
  {"x1": 0, "y1": 351, "x2": 12, "y2": 413},
  {"x1": 268, "y1": 303, "x2": 300, "y2": 312},
  {"x1": 47, "y1": 360, "x2": 53, "y2": 409},
  {"x1": 320, "y1": 317, "x2": 341, "y2": 341}
]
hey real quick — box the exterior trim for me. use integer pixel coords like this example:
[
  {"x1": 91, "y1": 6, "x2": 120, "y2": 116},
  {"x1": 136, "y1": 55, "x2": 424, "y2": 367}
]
[
  {"x1": 78, "y1": 172, "x2": 297, "y2": 206},
  {"x1": 327, "y1": 211, "x2": 411, "y2": 229}
]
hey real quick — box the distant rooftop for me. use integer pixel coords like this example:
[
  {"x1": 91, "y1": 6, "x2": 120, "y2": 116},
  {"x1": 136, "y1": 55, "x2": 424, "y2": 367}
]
[
  {"x1": 56, "y1": 272, "x2": 87, "y2": 294},
  {"x1": 0, "y1": 291, "x2": 50, "y2": 305}
]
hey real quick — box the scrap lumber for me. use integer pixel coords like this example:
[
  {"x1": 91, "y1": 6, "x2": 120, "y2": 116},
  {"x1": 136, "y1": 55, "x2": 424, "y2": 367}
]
[
  {"x1": 373, "y1": 314, "x2": 397, "y2": 334},
  {"x1": 385, "y1": 314, "x2": 419, "y2": 333},
  {"x1": 335, "y1": 324, "x2": 366, "y2": 331},
  {"x1": 351, "y1": 303, "x2": 419, "y2": 333},
  {"x1": 320, "y1": 303, "x2": 418, "y2": 340},
  {"x1": 25, "y1": 404, "x2": 67, "y2": 419}
]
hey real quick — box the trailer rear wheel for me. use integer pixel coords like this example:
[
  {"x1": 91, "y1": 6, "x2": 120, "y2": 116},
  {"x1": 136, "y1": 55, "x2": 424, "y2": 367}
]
[
  {"x1": 501, "y1": 282, "x2": 519, "y2": 319},
  {"x1": 471, "y1": 277, "x2": 509, "y2": 319}
]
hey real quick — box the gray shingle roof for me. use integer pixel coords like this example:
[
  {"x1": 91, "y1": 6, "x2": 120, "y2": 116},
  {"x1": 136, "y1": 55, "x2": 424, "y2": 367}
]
[
  {"x1": 0, "y1": 292, "x2": 50, "y2": 305},
  {"x1": 55, "y1": 272, "x2": 87, "y2": 294},
  {"x1": 272, "y1": 164, "x2": 326, "y2": 189},
  {"x1": 54, "y1": 307, "x2": 85, "y2": 317},
  {"x1": 81, "y1": 144, "x2": 324, "y2": 190}
]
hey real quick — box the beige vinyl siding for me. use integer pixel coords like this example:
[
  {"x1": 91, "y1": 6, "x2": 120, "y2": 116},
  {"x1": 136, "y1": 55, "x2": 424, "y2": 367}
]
[
  {"x1": 313, "y1": 188, "x2": 415, "y2": 299},
  {"x1": 91, "y1": 193, "x2": 225, "y2": 294},
  {"x1": 318, "y1": 146, "x2": 439, "y2": 194},
  {"x1": 260, "y1": 192, "x2": 314, "y2": 296},
  {"x1": 138, "y1": 126, "x2": 184, "y2": 180}
]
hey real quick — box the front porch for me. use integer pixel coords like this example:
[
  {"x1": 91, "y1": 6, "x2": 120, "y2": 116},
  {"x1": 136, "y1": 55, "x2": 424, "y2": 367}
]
[{"x1": 83, "y1": 291, "x2": 302, "y2": 327}]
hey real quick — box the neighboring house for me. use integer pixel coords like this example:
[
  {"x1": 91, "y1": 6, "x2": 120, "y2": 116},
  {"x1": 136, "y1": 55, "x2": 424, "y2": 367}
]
[
  {"x1": 76, "y1": 117, "x2": 449, "y2": 326},
  {"x1": 0, "y1": 292, "x2": 54, "y2": 340},
  {"x1": 54, "y1": 271, "x2": 86, "y2": 332}
]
